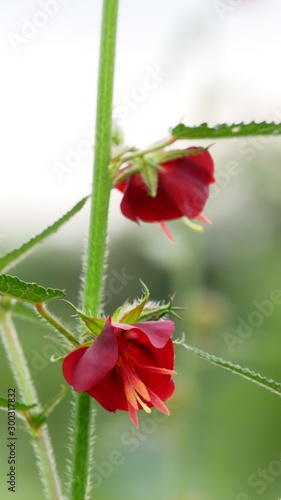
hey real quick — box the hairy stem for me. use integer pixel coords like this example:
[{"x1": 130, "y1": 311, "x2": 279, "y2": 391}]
[
  {"x1": 69, "y1": 1, "x2": 119, "y2": 499},
  {"x1": 36, "y1": 303, "x2": 79, "y2": 346},
  {"x1": 0, "y1": 308, "x2": 63, "y2": 499}
]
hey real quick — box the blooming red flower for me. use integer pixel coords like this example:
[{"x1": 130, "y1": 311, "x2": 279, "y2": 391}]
[
  {"x1": 62, "y1": 317, "x2": 176, "y2": 427},
  {"x1": 116, "y1": 148, "x2": 215, "y2": 235}
]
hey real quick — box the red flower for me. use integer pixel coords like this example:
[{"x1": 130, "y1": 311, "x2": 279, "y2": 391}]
[
  {"x1": 62, "y1": 317, "x2": 176, "y2": 427},
  {"x1": 116, "y1": 148, "x2": 215, "y2": 235}
]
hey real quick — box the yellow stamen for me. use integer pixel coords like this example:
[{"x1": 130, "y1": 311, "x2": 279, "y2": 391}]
[
  {"x1": 182, "y1": 217, "x2": 204, "y2": 233},
  {"x1": 134, "y1": 392, "x2": 151, "y2": 414}
]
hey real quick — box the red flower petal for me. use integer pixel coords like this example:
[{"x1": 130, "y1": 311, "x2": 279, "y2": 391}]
[
  {"x1": 71, "y1": 318, "x2": 118, "y2": 392},
  {"x1": 87, "y1": 368, "x2": 128, "y2": 412},
  {"x1": 134, "y1": 342, "x2": 174, "y2": 391},
  {"x1": 62, "y1": 346, "x2": 88, "y2": 386},
  {"x1": 131, "y1": 320, "x2": 175, "y2": 348},
  {"x1": 117, "y1": 148, "x2": 215, "y2": 223},
  {"x1": 112, "y1": 320, "x2": 174, "y2": 348},
  {"x1": 62, "y1": 316, "x2": 176, "y2": 426}
]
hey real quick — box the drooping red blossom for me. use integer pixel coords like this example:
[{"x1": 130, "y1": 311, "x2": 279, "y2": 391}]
[
  {"x1": 116, "y1": 148, "x2": 215, "y2": 232},
  {"x1": 62, "y1": 317, "x2": 176, "y2": 427}
]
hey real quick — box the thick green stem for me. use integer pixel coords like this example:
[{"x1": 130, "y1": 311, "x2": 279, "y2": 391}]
[
  {"x1": 83, "y1": 0, "x2": 119, "y2": 313},
  {"x1": 69, "y1": 1, "x2": 119, "y2": 499},
  {"x1": 0, "y1": 309, "x2": 63, "y2": 499}
]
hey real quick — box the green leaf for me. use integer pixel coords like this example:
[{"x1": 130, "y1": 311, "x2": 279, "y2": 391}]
[
  {"x1": 0, "y1": 196, "x2": 89, "y2": 273},
  {"x1": 172, "y1": 122, "x2": 281, "y2": 140},
  {"x1": 0, "y1": 274, "x2": 65, "y2": 304},
  {"x1": 182, "y1": 343, "x2": 281, "y2": 397},
  {"x1": 0, "y1": 396, "x2": 37, "y2": 412}
]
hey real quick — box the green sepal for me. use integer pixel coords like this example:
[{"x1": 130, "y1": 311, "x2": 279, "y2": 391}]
[
  {"x1": 138, "y1": 296, "x2": 183, "y2": 322},
  {"x1": 156, "y1": 147, "x2": 209, "y2": 164},
  {"x1": 139, "y1": 157, "x2": 161, "y2": 198},
  {"x1": 112, "y1": 282, "x2": 150, "y2": 324},
  {"x1": 63, "y1": 300, "x2": 106, "y2": 336},
  {"x1": 0, "y1": 274, "x2": 65, "y2": 304}
]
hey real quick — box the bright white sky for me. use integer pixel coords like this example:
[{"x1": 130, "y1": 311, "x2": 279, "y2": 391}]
[{"x1": 1, "y1": 0, "x2": 281, "y2": 243}]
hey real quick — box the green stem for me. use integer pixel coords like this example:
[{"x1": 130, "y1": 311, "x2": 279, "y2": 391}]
[
  {"x1": 83, "y1": 0, "x2": 119, "y2": 313},
  {"x1": 36, "y1": 303, "x2": 79, "y2": 346},
  {"x1": 0, "y1": 309, "x2": 63, "y2": 499},
  {"x1": 69, "y1": 1, "x2": 119, "y2": 499}
]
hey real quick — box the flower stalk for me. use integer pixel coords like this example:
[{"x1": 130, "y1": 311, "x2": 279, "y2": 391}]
[{"x1": 36, "y1": 303, "x2": 79, "y2": 346}]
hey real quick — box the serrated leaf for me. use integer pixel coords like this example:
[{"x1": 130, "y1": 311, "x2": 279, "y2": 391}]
[
  {"x1": 0, "y1": 274, "x2": 65, "y2": 304},
  {"x1": 0, "y1": 396, "x2": 37, "y2": 412},
  {"x1": 0, "y1": 196, "x2": 89, "y2": 273},
  {"x1": 182, "y1": 343, "x2": 281, "y2": 397},
  {"x1": 172, "y1": 122, "x2": 281, "y2": 140}
]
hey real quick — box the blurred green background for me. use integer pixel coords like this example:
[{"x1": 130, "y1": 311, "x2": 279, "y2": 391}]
[{"x1": 1, "y1": 142, "x2": 281, "y2": 499}]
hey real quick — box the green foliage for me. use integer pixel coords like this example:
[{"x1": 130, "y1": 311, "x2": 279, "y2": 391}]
[
  {"x1": 0, "y1": 274, "x2": 65, "y2": 304},
  {"x1": 182, "y1": 343, "x2": 281, "y2": 397},
  {"x1": 30, "y1": 386, "x2": 67, "y2": 429},
  {"x1": 157, "y1": 147, "x2": 207, "y2": 163},
  {"x1": 0, "y1": 196, "x2": 88, "y2": 273},
  {"x1": 140, "y1": 158, "x2": 160, "y2": 197},
  {"x1": 64, "y1": 301, "x2": 106, "y2": 336},
  {"x1": 172, "y1": 121, "x2": 281, "y2": 140},
  {"x1": 0, "y1": 396, "x2": 36, "y2": 412}
]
